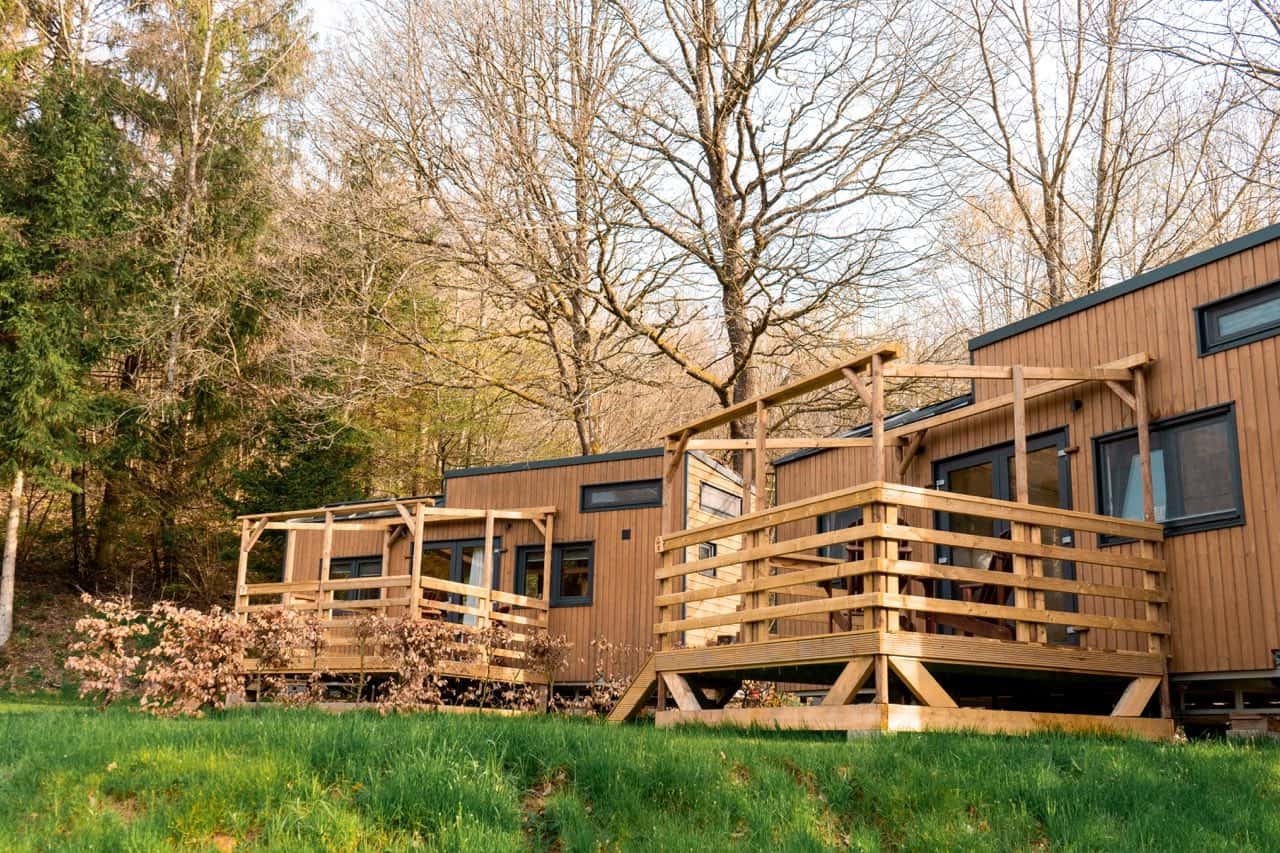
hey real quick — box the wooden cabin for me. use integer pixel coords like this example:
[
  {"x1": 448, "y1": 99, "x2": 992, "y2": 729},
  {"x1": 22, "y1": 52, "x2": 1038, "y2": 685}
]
[
  {"x1": 233, "y1": 450, "x2": 743, "y2": 690},
  {"x1": 610, "y1": 223, "x2": 1280, "y2": 738},
  {"x1": 764, "y1": 224, "x2": 1280, "y2": 731}
]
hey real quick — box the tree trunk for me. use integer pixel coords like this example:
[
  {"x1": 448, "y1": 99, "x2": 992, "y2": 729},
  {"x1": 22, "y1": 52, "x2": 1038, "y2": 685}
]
[
  {"x1": 71, "y1": 462, "x2": 88, "y2": 583},
  {"x1": 0, "y1": 469, "x2": 24, "y2": 647}
]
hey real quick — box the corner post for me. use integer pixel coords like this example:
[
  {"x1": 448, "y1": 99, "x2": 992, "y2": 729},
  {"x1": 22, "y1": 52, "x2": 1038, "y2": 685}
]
[
  {"x1": 541, "y1": 512, "x2": 554, "y2": 627},
  {"x1": 1011, "y1": 366, "x2": 1032, "y2": 642},
  {"x1": 235, "y1": 518, "x2": 251, "y2": 622},
  {"x1": 278, "y1": 528, "x2": 297, "y2": 609},
  {"x1": 870, "y1": 354, "x2": 885, "y2": 483},
  {"x1": 408, "y1": 502, "x2": 425, "y2": 619},
  {"x1": 481, "y1": 509, "x2": 496, "y2": 632},
  {"x1": 1134, "y1": 367, "x2": 1156, "y2": 523},
  {"x1": 319, "y1": 510, "x2": 334, "y2": 620}
]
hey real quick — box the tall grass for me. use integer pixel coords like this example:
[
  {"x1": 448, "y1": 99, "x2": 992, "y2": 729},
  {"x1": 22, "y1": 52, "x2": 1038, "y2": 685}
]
[{"x1": 1, "y1": 699, "x2": 1277, "y2": 851}]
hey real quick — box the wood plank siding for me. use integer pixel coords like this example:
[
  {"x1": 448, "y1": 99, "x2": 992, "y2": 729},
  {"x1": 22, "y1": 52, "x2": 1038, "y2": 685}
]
[
  {"x1": 285, "y1": 451, "x2": 742, "y2": 684},
  {"x1": 775, "y1": 230, "x2": 1280, "y2": 677}
]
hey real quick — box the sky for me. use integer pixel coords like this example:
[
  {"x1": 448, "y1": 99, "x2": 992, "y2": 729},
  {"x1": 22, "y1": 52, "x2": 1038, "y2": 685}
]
[{"x1": 305, "y1": 0, "x2": 364, "y2": 40}]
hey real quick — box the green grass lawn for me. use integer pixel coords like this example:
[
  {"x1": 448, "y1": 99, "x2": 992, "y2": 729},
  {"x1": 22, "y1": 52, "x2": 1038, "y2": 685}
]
[{"x1": 2, "y1": 697, "x2": 1278, "y2": 851}]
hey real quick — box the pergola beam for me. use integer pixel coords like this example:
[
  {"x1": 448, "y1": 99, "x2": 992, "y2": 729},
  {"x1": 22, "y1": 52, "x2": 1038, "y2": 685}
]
[{"x1": 664, "y1": 344, "x2": 901, "y2": 439}]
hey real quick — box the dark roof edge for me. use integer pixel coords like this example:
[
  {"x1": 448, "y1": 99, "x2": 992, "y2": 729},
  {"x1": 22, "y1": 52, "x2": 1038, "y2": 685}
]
[
  {"x1": 968, "y1": 221, "x2": 1280, "y2": 351},
  {"x1": 772, "y1": 394, "x2": 974, "y2": 468},
  {"x1": 443, "y1": 447, "x2": 663, "y2": 479}
]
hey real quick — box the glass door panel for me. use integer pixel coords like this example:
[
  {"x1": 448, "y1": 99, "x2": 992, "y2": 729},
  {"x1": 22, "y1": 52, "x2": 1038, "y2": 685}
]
[
  {"x1": 934, "y1": 429, "x2": 1077, "y2": 644},
  {"x1": 421, "y1": 547, "x2": 454, "y2": 605},
  {"x1": 944, "y1": 461, "x2": 996, "y2": 570}
]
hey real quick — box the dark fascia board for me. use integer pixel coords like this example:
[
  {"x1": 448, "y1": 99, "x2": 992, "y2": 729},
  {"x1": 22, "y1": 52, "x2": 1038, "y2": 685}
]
[
  {"x1": 443, "y1": 447, "x2": 663, "y2": 479},
  {"x1": 968, "y1": 221, "x2": 1280, "y2": 352}
]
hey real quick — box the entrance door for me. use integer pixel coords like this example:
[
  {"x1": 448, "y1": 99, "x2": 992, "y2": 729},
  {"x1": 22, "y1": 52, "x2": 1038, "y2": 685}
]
[
  {"x1": 421, "y1": 539, "x2": 501, "y2": 625},
  {"x1": 933, "y1": 430, "x2": 1077, "y2": 644}
]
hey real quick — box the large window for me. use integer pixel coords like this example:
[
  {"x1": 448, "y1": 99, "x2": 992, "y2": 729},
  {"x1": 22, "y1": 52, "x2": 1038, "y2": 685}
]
[
  {"x1": 816, "y1": 508, "x2": 862, "y2": 560},
  {"x1": 1197, "y1": 279, "x2": 1280, "y2": 355},
  {"x1": 1094, "y1": 404, "x2": 1244, "y2": 538},
  {"x1": 699, "y1": 483, "x2": 742, "y2": 518},
  {"x1": 580, "y1": 479, "x2": 662, "y2": 512},
  {"x1": 516, "y1": 542, "x2": 595, "y2": 606}
]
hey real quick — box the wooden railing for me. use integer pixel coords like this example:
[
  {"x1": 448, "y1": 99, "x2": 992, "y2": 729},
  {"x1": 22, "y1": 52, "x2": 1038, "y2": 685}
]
[
  {"x1": 237, "y1": 573, "x2": 550, "y2": 675},
  {"x1": 655, "y1": 482, "x2": 1168, "y2": 657}
]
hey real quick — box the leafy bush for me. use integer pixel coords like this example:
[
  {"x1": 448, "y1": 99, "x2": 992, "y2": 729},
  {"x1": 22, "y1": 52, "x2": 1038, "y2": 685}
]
[{"x1": 65, "y1": 594, "x2": 149, "y2": 708}]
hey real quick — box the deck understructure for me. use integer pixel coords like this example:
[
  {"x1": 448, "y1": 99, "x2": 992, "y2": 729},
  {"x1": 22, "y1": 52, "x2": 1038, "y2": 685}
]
[
  {"x1": 233, "y1": 499, "x2": 557, "y2": 690},
  {"x1": 611, "y1": 346, "x2": 1173, "y2": 738}
]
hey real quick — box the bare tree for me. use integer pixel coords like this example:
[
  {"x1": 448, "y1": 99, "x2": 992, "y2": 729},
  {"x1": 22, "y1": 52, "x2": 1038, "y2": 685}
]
[
  {"x1": 325, "y1": 0, "x2": 653, "y2": 454},
  {"x1": 931, "y1": 0, "x2": 1279, "y2": 318},
  {"x1": 591, "y1": 0, "x2": 955, "y2": 435}
]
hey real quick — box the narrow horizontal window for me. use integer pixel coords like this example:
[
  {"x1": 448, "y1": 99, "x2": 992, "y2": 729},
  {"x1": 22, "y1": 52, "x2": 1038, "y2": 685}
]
[
  {"x1": 699, "y1": 482, "x2": 742, "y2": 518},
  {"x1": 1093, "y1": 404, "x2": 1244, "y2": 540},
  {"x1": 1197, "y1": 279, "x2": 1280, "y2": 355},
  {"x1": 580, "y1": 479, "x2": 662, "y2": 512}
]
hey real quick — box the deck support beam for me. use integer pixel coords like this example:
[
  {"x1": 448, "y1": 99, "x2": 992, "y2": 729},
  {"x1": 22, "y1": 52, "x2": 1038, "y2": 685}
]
[{"x1": 822, "y1": 657, "x2": 874, "y2": 706}]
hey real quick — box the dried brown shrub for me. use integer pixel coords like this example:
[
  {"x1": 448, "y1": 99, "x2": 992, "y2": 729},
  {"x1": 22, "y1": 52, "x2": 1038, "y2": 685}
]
[
  {"x1": 374, "y1": 616, "x2": 452, "y2": 712},
  {"x1": 245, "y1": 607, "x2": 328, "y2": 704},
  {"x1": 140, "y1": 603, "x2": 250, "y2": 718},
  {"x1": 66, "y1": 594, "x2": 150, "y2": 708}
]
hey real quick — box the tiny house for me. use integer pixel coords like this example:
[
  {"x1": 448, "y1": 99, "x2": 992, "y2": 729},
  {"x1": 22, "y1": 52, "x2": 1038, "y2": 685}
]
[
  {"x1": 235, "y1": 450, "x2": 742, "y2": 688},
  {"x1": 763, "y1": 223, "x2": 1280, "y2": 730}
]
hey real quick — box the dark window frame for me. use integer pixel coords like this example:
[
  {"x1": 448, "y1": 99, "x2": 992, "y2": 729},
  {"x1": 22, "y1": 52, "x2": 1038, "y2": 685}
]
[
  {"x1": 327, "y1": 555, "x2": 384, "y2": 602},
  {"x1": 697, "y1": 541, "x2": 718, "y2": 577},
  {"x1": 1092, "y1": 403, "x2": 1245, "y2": 543},
  {"x1": 579, "y1": 479, "x2": 663, "y2": 513},
  {"x1": 516, "y1": 541, "x2": 595, "y2": 607},
  {"x1": 1196, "y1": 278, "x2": 1280, "y2": 355},
  {"x1": 699, "y1": 482, "x2": 742, "y2": 518}
]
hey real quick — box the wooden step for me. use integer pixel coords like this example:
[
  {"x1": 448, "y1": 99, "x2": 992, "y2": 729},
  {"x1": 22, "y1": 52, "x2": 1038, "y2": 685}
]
[{"x1": 607, "y1": 654, "x2": 657, "y2": 723}]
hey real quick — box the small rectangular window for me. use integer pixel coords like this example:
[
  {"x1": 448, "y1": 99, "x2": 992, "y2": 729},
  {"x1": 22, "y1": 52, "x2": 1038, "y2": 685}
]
[
  {"x1": 1094, "y1": 404, "x2": 1244, "y2": 539},
  {"x1": 699, "y1": 483, "x2": 742, "y2": 518},
  {"x1": 580, "y1": 479, "x2": 662, "y2": 512},
  {"x1": 328, "y1": 557, "x2": 383, "y2": 601},
  {"x1": 1197, "y1": 279, "x2": 1280, "y2": 355},
  {"x1": 697, "y1": 541, "x2": 718, "y2": 577},
  {"x1": 515, "y1": 550, "x2": 545, "y2": 600},
  {"x1": 517, "y1": 543, "x2": 594, "y2": 606}
]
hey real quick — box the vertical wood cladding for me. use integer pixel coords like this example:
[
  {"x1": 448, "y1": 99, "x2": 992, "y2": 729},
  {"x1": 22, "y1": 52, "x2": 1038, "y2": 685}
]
[{"x1": 775, "y1": 237, "x2": 1280, "y2": 676}]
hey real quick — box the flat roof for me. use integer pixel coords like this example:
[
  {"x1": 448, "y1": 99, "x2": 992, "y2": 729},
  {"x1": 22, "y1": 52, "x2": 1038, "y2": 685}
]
[
  {"x1": 443, "y1": 447, "x2": 664, "y2": 479},
  {"x1": 968, "y1": 221, "x2": 1280, "y2": 351}
]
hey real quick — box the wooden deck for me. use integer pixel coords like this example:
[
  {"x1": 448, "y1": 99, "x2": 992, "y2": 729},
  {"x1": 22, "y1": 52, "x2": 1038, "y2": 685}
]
[{"x1": 234, "y1": 500, "x2": 557, "y2": 689}]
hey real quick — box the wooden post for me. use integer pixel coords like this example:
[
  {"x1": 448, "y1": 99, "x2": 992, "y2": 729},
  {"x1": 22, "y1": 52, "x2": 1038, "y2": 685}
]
[
  {"x1": 408, "y1": 502, "x2": 425, "y2": 619},
  {"x1": 1010, "y1": 522, "x2": 1031, "y2": 643},
  {"x1": 884, "y1": 505, "x2": 899, "y2": 633},
  {"x1": 235, "y1": 519, "x2": 251, "y2": 622},
  {"x1": 1142, "y1": 538, "x2": 1172, "y2": 717},
  {"x1": 753, "y1": 400, "x2": 767, "y2": 513},
  {"x1": 319, "y1": 510, "x2": 335, "y2": 619},
  {"x1": 1029, "y1": 526, "x2": 1047, "y2": 643},
  {"x1": 659, "y1": 440, "x2": 679, "y2": 654},
  {"x1": 541, "y1": 512, "x2": 554, "y2": 625},
  {"x1": 1011, "y1": 365, "x2": 1029, "y2": 504},
  {"x1": 874, "y1": 651, "x2": 889, "y2": 705},
  {"x1": 282, "y1": 529, "x2": 297, "y2": 609},
  {"x1": 1134, "y1": 367, "x2": 1156, "y2": 523},
  {"x1": 870, "y1": 354, "x2": 885, "y2": 483},
  {"x1": 481, "y1": 509, "x2": 495, "y2": 631}
]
